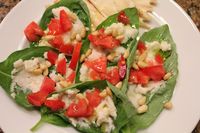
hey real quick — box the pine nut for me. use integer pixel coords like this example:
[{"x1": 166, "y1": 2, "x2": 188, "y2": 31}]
[
  {"x1": 164, "y1": 101, "x2": 173, "y2": 110},
  {"x1": 32, "y1": 68, "x2": 42, "y2": 75},
  {"x1": 92, "y1": 31, "x2": 99, "y2": 36},
  {"x1": 106, "y1": 87, "x2": 112, "y2": 96},
  {"x1": 138, "y1": 51, "x2": 147, "y2": 61},
  {"x1": 137, "y1": 104, "x2": 148, "y2": 114},
  {"x1": 137, "y1": 61, "x2": 147, "y2": 68},
  {"x1": 116, "y1": 35, "x2": 124, "y2": 41},
  {"x1": 13, "y1": 59, "x2": 23, "y2": 68},
  {"x1": 163, "y1": 72, "x2": 172, "y2": 80},
  {"x1": 132, "y1": 62, "x2": 139, "y2": 70},
  {"x1": 138, "y1": 96, "x2": 147, "y2": 106},
  {"x1": 76, "y1": 93, "x2": 85, "y2": 99},
  {"x1": 104, "y1": 28, "x2": 112, "y2": 35},
  {"x1": 107, "y1": 54, "x2": 115, "y2": 61},
  {"x1": 57, "y1": 74, "x2": 65, "y2": 81},
  {"x1": 76, "y1": 34, "x2": 82, "y2": 41},
  {"x1": 70, "y1": 32, "x2": 77, "y2": 40},
  {"x1": 123, "y1": 50, "x2": 130, "y2": 59},
  {"x1": 40, "y1": 64, "x2": 48, "y2": 70},
  {"x1": 80, "y1": 27, "x2": 86, "y2": 38},
  {"x1": 59, "y1": 81, "x2": 70, "y2": 88},
  {"x1": 80, "y1": 54, "x2": 86, "y2": 62},
  {"x1": 85, "y1": 49, "x2": 92, "y2": 57},
  {"x1": 45, "y1": 61, "x2": 51, "y2": 67},
  {"x1": 112, "y1": 28, "x2": 118, "y2": 37},
  {"x1": 115, "y1": 82, "x2": 122, "y2": 89},
  {"x1": 99, "y1": 90, "x2": 107, "y2": 98},
  {"x1": 43, "y1": 69, "x2": 49, "y2": 76}
]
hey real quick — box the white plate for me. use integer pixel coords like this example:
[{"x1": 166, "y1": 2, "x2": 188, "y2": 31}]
[{"x1": 0, "y1": 0, "x2": 200, "y2": 133}]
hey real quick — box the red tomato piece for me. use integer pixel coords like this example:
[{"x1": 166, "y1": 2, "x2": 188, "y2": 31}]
[
  {"x1": 60, "y1": 10, "x2": 72, "y2": 32},
  {"x1": 40, "y1": 77, "x2": 56, "y2": 94},
  {"x1": 118, "y1": 55, "x2": 127, "y2": 80},
  {"x1": 44, "y1": 99, "x2": 65, "y2": 111},
  {"x1": 66, "y1": 71, "x2": 76, "y2": 83},
  {"x1": 117, "y1": 11, "x2": 130, "y2": 25},
  {"x1": 27, "y1": 91, "x2": 48, "y2": 107},
  {"x1": 24, "y1": 21, "x2": 44, "y2": 42},
  {"x1": 88, "y1": 29, "x2": 120, "y2": 49},
  {"x1": 85, "y1": 57, "x2": 107, "y2": 73},
  {"x1": 69, "y1": 42, "x2": 82, "y2": 70},
  {"x1": 49, "y1": 36, "x2": 64, "y2": 49},
  {"x1": 85, "y1": 106, "x2": 94, "y2": 117},
  {"x1": 141, "y1": 65, "x2": 166, "y2": 81},
  {"x1": 129, "y1": 69, "x2": 149, "y2": 85},
  {"x1": 137, "y1": 41, "x2": 147, "y2": 54},
  {"x1": 86, "y1": 89, "x2": 102, "y2": 108},
  {"x1": 59, "y1": 44, "x2": 74, "y2": 56},
  {"x1": 48, "y1": 18, "x2": 63, "y2": 35},
  {"x1": 106, "y1": 67, "x2": 120, "y2": 85},
  {"x1": 56, "y1": 58, "x2": 67, "y2": 75},
  {"x1": 66, "y1": 98, "x2": 88, "y2": 117},
  {"x1": 155, "y1": 54, "x2": 164, "y2": 64},
  {"x1": 89, "y1": 70, "x2": 101, "y2": 80},
  {"x1": 47, "y1": 50, "x2": 58, "y2": 65}
]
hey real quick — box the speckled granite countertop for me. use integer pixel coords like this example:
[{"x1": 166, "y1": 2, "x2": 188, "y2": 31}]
[{"x1": 0, "y1": 0, "x2": 199, "y2": 133}]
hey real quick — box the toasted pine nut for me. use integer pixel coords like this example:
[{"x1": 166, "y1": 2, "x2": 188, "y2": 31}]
[
  {"x1": 106, "y1": 87, "x2": 112, "y2": 96},
  {"x1": 137, "y1": 61, "x2": 147, "y2": 68},
  {"x1": 112, "y1": 28, "x2": 118, "y2": 37},
  {"x1": 123, "y1": 50, "x2": 130, "y2": 59},
  {"x1": 137, "y1": 104, "x2": 148, "y2": 114},
  {"x1": 69, "y1": 13, "x2": 77, "y2": 22},
  {"x1": 107, "y1": 54, "x2": 115, "y2": 61},
  {"x1": 138, "y1": 51, "x2": 147, "y2": 61},
  {"x1": 115, "y1": 82, "x2": 122, "y2": 89},
  {"x1": 164, "y1": 101, "x2": 173, "y2": 110},
  {"x1": 76, "y1": 93, "x2": 85, "y2": 99},
  {"x1": 57, "y1": 74, "x2": 65, "y2": 81},
  {"x1": 43, "y1": 69, "x2": 49, "y2": 76},
  {"x1": 104, "y1": 28, "x2": 112, "y2": 35},
  {"x1": 85, "y1": 49, "x2": 92, "y2": 57},
  {"x1": 59, "y1": 81, "x2": 70, "y2": 88},
  {"x1": 70, "y1": 32, "x2": 77, "y2": 40},
  {"x1": 40, "y1": 64, "x2": 48, "y2": 70},
  {"x1": 80, "y1": 27, "x2": 86, "y2": 38},
  {"x1": 45, "y1": 61, "x2": 51, "y2": 67},
  {"x1": 80, "y1": 54, "x2": 86, "y2": 62},
  {"x1": 92, "y1": 31, "x2": 99, "y2": 36},
  {"x1": 138, "y1": 96, "x2": 147, "y2": 106},
  {"x1": 132, "y1": 62, "x2": 139, "y2": 70},
  {"x1": 163, "y1": 72, "x2": 172, "y2": 80},
  {"x1": 76, "y1": 34, "x2": 82, "y2": 41},
  {"x1": 99, "y1": 90, "x2": 107, "y2": 98},
  {"x1": 116, "y1": 35, "x2": 124, "y2": 41},
  {"x1": 32, "y1": 68, "x2": 42, "y2": 75}
]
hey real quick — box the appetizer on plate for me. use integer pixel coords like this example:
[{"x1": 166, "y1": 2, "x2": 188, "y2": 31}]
[{"x1": 0, "y1": 0, "x2": 178, "y2": 133}]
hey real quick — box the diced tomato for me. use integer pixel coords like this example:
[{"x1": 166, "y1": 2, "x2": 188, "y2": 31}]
[
  {"x1": 86, "y1": 89, "x2": 102, "y2": 108},
  {"x1": 141, "y1": 65, "x2": 166, "y2": 81},
  {"x1": 40, "y1": 77, "x2": 56, "y2": 94},
  {"x1": 24, "y1": 21, "x2": 44, "y2": 42},
  {"x1": 118, "y1": 55, "x2": 127, "y2": 80},
  {"x1": 60, "y1": 10, "x2": 72, "y2": 32},
  {"x1": 48, "y1": 18, "x2": 63, "y2": 35},
  {"x1": 88, "y1": 29, "x2": 120, "y2": 49},
  {"x1": 66, "y1": 71, "x2": 76, "y2": 83},
  {"x1": 85, "y1": 57, "x2": 107, "y2": 73},
  {"x1": 59, "y1": 44, "x2": 74, "y2": 56},
  {"x1": 155, "y1": 54, "x2": 164, "y2": 64},
  {"x1": 137, "y1": 41, "x2": 147, "y2": 54},
  {"x1": 106, "y1": 67, "x2": 120, "y2": 85},
  {"x1": 66, "y1": 98, "x2": 88, "y2": 117},
  {"x1": 69, "y1": 42, "x2": 82, "y2": 70},
  {"x1": 117, "y1": 11, "x2": 130, "y2": 25},
  {"x1": 47, "y1": 50, "x2": 58, "y2": 65},
  {"x1": 85, "y1": 106, "x2": 94, "y2": 117},
  {"x1": 129, "y1": 69, "x2": 150, "y2": 85},
  {"x1": 44, "y1": 99, "x2": 65, "y2": 111},
  {"x1": 49, "y1": 36, "x2": 64, "y2": 49},
  {"x1": 27, "y1": 91, "x2": 48, "y2": 107},
  {"x1": 89, "y1": 70, "x2": 101, "y2": 80},
  {"x1": 56, "y1": 58, "x2": 67, "y2": 75}
]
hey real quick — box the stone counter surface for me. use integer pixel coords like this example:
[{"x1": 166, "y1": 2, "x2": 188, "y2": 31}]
[{"x1": 0, "y1": 0, "x2": 199, "y2": 133}]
